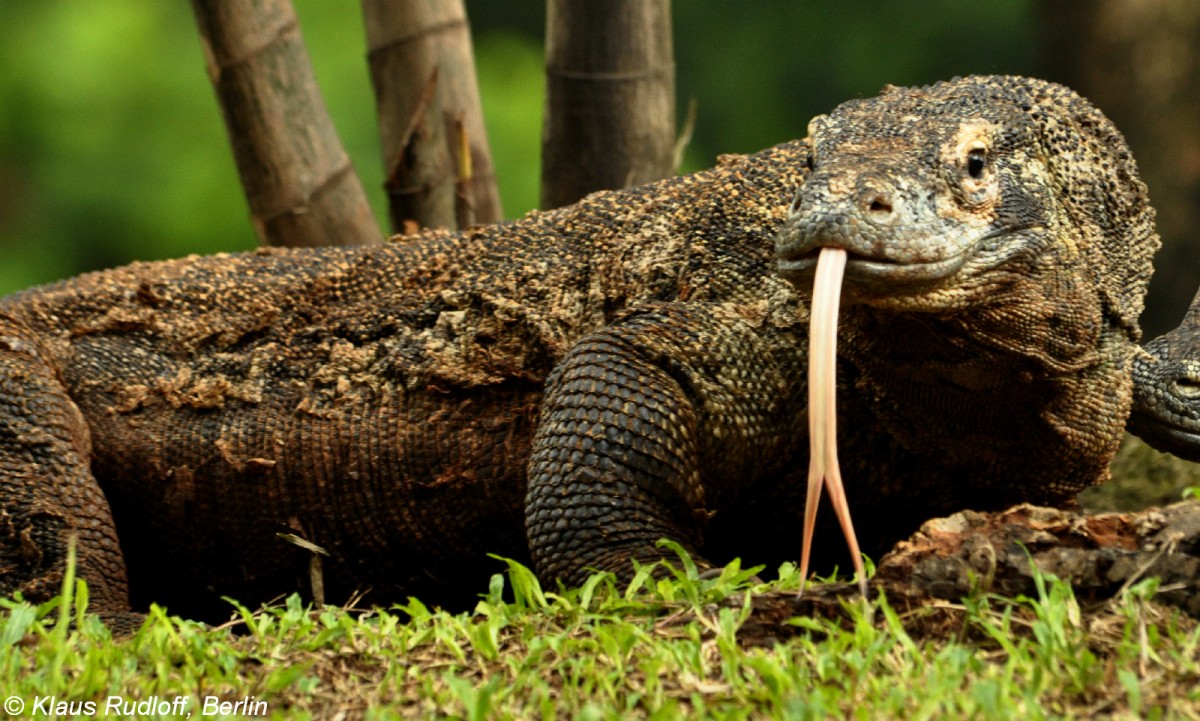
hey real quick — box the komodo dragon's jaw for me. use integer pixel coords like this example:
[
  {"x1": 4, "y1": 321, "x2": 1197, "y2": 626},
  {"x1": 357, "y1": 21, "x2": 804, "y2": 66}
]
[{"x1": 775, "y1": 87, "x2": 1051, "y2": 309}]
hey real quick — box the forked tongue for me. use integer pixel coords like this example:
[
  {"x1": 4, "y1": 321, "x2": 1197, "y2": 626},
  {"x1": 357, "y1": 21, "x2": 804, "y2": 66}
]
[{"x1": 800, "y1": 247, "x2": 868, "y2": 597}]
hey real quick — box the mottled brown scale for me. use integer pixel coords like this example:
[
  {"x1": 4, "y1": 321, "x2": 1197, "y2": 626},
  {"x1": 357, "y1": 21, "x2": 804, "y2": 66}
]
[{"x1": 0, "y1": 76, "x2": 1159, "y2": 620}]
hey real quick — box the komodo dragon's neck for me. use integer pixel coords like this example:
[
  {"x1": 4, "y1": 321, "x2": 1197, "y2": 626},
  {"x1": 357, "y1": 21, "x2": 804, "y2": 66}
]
[{"x1": 836, "y1": 297, "x2": 1129, "y2": 505}]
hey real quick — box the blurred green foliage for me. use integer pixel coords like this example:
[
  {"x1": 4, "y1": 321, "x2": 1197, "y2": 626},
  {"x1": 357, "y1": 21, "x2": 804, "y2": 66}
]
[
  {"x1": 0, "y1": 1, "x2": 1035, "y2": 296},
  {"x1": 1083, "y1": 434, "x2": 1200, "y2": 512},
  {"x1": 0, "y1": 2, "x2": 257, "y2": 292}
]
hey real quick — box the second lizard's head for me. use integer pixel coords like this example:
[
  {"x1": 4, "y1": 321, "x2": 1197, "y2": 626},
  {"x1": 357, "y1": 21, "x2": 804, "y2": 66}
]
[
  {"x1": 775, "y1": 75, "x2": 1158, "y2": 339},
  {"x1": 1129, "y1": 284, "x2": 1200, "y2": 462}
]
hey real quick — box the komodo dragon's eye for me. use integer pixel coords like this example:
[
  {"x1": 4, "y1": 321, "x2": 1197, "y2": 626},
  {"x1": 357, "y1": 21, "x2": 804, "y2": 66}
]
[{"x1": 967, "y1": 147, "x2": 987, "y2": 179}]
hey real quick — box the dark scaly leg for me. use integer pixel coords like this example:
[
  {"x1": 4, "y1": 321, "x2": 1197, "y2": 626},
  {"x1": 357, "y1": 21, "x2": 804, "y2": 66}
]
[
  {"x1": 0, "y1": 312, "x2": 131, "y2": 616},
  {"x1": 526, "y1": 331, "x2": 706, "y2": 584},
  {"x1": 526, "y1": 305, "x2": 794, "y2": 586}
]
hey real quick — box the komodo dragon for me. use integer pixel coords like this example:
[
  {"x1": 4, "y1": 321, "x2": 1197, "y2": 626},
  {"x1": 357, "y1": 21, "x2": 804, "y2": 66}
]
[
  {"x1": 1129, "y1": 284, "x2": 1200, "y2": 462},
  {"x1": 0, "y1": 75, "x2": 1159, "y2": 621}
]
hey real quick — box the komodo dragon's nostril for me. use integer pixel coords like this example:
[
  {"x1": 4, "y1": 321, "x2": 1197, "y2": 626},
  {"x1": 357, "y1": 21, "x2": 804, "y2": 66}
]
[{"x1": 858, "y1": 182, "x2": 896, "y2": 221}]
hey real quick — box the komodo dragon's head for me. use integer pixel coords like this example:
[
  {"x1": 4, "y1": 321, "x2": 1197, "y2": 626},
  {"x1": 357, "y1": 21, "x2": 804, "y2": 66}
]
[
  {"x1": 1129, "y1": 284, "x2": 1200, "y2": 462},
  {"x1": 772, "y1": 75, "x2": 1160, "y2": 595},
  {"x1": 775, "y1": 74, "x2": 1157, "y2": 341}
]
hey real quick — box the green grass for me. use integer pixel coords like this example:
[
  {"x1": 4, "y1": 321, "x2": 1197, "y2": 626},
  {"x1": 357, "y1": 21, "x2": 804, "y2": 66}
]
[{"x1": 4, "y1": 548, "x2": 1200, "y2": 720}]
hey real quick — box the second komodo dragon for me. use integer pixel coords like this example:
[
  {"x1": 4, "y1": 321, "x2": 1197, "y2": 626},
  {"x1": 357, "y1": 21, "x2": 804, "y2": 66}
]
[{"x1": 0, "y1": 75, "x2": 1159, "y2": 620}]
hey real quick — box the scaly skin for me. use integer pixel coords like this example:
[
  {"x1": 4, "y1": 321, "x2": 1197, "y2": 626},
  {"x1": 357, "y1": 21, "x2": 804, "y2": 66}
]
[
  {"x1": 0, "y1": 76, "x2": 1158, "y2": 620},
  {"x1": 1129, "y1": 285, "x2": 1200, "y2": 462}
]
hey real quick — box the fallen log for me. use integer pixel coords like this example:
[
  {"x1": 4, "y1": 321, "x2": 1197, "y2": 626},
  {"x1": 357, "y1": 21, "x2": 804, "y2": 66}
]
[
  {"x1": 733, "y1": 500, "x2": 1200, "y2": 644},
  {"x1": 873, "y1": 500, "x2": 1200, "y2": 617}
]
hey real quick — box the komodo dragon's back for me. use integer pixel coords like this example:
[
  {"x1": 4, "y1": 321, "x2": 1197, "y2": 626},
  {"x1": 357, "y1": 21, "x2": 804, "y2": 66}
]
[{"x1": 0, "y1": 76, "x2": 1158, "y2": 621}]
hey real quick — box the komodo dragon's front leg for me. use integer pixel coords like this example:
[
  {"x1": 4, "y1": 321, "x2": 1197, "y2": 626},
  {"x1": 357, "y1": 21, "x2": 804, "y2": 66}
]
[
  {"x1": 0, "y1": 312, "x2": 130, "y2": 615},
  {"x1": 525, "y1": 304, "x2": 801, "y2": 585}
]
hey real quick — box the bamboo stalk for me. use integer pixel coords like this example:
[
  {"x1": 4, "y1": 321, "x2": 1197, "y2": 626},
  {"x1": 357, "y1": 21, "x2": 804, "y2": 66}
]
[
  {"x1": 362, "y1": 0, "x2": 502, "y2": 231},
  {"x1": 191, "y1": 0, "x2": 382, "y2": 247},
  {"x1": 541, "y1": 0, "x2": 676, "y2": 209}
]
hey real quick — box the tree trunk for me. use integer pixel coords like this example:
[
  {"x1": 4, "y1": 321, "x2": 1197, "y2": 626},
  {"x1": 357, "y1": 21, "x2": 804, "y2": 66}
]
[
  {"x1": 1038, "y1": 0, "x2": 1200, "y2": 338},
  {"x1": 541, "y1": 0, "x2": 676, "y2": 209},
  {"x1": 362, "y1": 0, "x2": 503, "y2": 232},
  {"x1": 190, "y1": 0, "x2": 382, "y2": 248}
]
